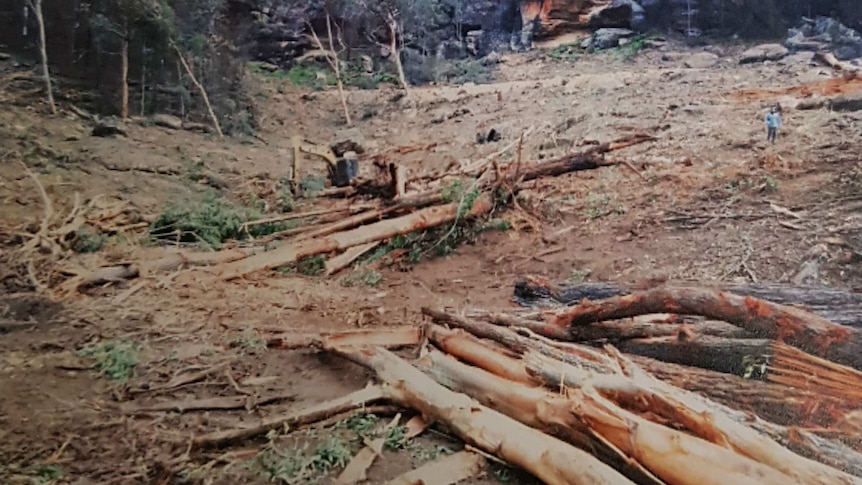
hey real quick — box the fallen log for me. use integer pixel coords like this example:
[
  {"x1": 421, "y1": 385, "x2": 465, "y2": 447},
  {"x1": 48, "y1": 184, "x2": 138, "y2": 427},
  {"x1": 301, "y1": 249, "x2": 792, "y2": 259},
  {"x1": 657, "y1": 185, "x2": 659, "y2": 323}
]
[
  {"x1": 330, "y1": 345, "x2": 634, "y2": 485},
  {"x1": 192, "y1": 384, "x2": 386, "y2": 448},
  {"x1": 769, "y1": 341, "x2": 862, "y2": 402},
  {"x1": 211, "y1": 194, "x2": 494, "y2": 281},
  {"x1": 513, "y1": 133, "x2": 656, "y2": 183},
  {"x1": 550, "y1": 287, "x2": 862, "y2": 371},
  {"x1": 324, "y1": 242, "x2": 381, "y2": 276},
  {"x1": 615, "y1": 336, "x2": 771, "y2": 375},
  {"x1": 524, "y1": 350, "x2": 862, "y2": 485},
  {"x1": 514, "y1": 279, "x2": 862, "y2": 328},
  {"x1": 426, "y1": 309, "x2": 862, "y2": 476},
  {"x1": 120, "y1": 391, "x2": 296, "y2": 414},
  {"x1": 632, "y1": 354, "x2": 853, "y2": 428},
  {"x1": 384, "y1": 451, "x2": 485, "y2": 485},
  {"x1": 266, "y1": 327, "x2": 420, "y2": 350},
  {"x1": 419, "y1": 346, "x2": 794, "y2": 485}
]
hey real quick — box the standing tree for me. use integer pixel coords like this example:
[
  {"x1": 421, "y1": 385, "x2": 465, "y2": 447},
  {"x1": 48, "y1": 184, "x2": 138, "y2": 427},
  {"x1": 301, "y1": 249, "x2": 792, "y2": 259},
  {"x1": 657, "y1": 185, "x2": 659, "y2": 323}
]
[
  {"x1": 25, "y1": 0, "x2": 56, "y2": 114},
  {"x1": 87, "y1": 0, "x2": 172, "y2": 118},
  {"x1": 308, "y1": 12, "x2": 352, "y2": 125}
]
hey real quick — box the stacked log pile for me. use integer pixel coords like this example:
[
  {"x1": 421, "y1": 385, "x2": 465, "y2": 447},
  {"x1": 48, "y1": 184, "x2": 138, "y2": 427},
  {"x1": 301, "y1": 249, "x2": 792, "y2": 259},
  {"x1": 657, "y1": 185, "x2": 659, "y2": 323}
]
[{"x1": 187, "y1": 278, "x2": 862, "y2": 484}]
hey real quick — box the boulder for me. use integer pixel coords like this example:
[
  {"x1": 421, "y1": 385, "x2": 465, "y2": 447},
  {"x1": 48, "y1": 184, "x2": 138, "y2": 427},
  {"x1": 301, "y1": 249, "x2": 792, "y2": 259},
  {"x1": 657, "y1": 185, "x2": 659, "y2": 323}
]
[
  {"x1": 91, "y1": 117, "x2": 127, "y2": 138},
  {"x1": 151, "y1": 114, "x2": 183, "y2": 131},
  {"x1": 739, "y1": 44, "x2": 788, "y2": 64},
  {"x1": 588, "y1": 0, "x2": 643, "y2": 30},
  {"x1": 591, "y1": 28, "x2": 635, "y2": 49},
  {"x1": 683, "y1": 52, "x2": 719, "y2": 69}
]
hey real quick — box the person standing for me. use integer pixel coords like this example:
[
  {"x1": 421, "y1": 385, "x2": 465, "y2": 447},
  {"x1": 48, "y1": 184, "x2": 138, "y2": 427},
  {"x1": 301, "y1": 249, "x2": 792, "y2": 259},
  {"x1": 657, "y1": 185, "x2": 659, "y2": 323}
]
[{"x1": 765, "y1": 107, "x2": 781, "y2": 144}]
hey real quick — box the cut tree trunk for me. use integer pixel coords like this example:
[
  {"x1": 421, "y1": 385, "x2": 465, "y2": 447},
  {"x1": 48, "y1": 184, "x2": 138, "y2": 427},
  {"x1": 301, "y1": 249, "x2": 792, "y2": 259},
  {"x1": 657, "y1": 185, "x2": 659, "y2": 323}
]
[
  {"x1": 424, "y1": 308, "x2": 862, "y2": 476},
  {"x1": 513, "y1": 133, "x2": 655, "y2": 183},
  {"x1": 769, "y1": 342, "x2": 862, "y2": 402},
  {"x1": 28, "y1": 0, "x2": 55, "y2": 114},
  {"x1": 514, "y1": 279, "x2": 862, "y2": 327},
  {"x1": 330, "y1": 345, "x2": 635, "y2": 485},
  {"x1": 550, "y1": 287, "x2": 862, "y2": 371},
  {"x1": 419, "y1": 346, "x2": 795, "y2": 485},
  {"x1": 522, "y1": 351, "x2": 862, "y2": 485},
  {"x1": 615, "y1": 336, "x2": 771, "y2": 375},
  {"x1": 632, "y1": 354, "x2": 855, "y2": 429},
  {"x1": 211, "y1": 194, "x2": 493, "y2": 281}
]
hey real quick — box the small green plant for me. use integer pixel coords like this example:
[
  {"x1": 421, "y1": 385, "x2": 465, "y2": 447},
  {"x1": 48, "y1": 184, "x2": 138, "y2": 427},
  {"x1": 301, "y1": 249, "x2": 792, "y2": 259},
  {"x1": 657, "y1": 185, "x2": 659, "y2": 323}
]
[
  {"x1": 299, "y1": 175, "x2": 327, "y2": 197},
  {"x1": 27, "y1": 464, "x2": 63, "y2": 485},
  {"x1": 257, "y1": 436, "x2": 353, "y2": 484},
  {"x1": 568, "y1": 268, "x2": 593, "y2": 284},
  {"x1": 340, "y1": 268, "x2": 383, "y2": 287},
  {"x1": 741, "y1": 354, "x2": 769, "y2": 380},
  {"x1": 477, "y1": 218, "x2": 512, "y2": 232},
  {"x1": 616, "y1": 34, "x2": 647, "y2": 61},
  {"x1": 384, "y1": 425, "x2": 411, "y2": 451},
  {"x1": 493, "y1": 463, "x2": 514, "y2": 483},
  {"x1": 257, "y1": 448, "x2": 305, "y2": 483},
  {"x1": 72, "y1": 225, "x2": 107, "y2": 253},
  {"x1": 340, "y1": 413, "x2": 380, "y2": 438},
  {"x1": 278, "y1": 186, "x2": 296, "y2": 213},
  {"x1": 411, "y1": 444, "x2": 453, "y2": 462},
  {"x1": 548, "y1": 43, "x2": 580, "y2": 62},
  {"x1": 78, "y1": 339, "x2": 139, "y2": 382},
  {"x1": 298, "y1": 255, "x2": 326, "y2": 276},
  {"x1": 231, "y1": 330, "x2": 267, "y2": 355}
]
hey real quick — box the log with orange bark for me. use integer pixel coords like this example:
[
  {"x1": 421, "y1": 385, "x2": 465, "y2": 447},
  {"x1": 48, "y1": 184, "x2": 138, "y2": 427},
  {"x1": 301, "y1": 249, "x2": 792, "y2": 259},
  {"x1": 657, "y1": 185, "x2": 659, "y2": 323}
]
[
  {"x1": 422, "y1": 308, "x2": 862, "y2": 478},
  {"x1": 416, "y1": 337, "x2": 802, "y2": 485},
  {"x1": 514, "y1": 278, "x2": 862, "y2": 328},
  {"x1": 328, "y1": 345, "x2": 635, "y2": 485},
  {"x1": 549, "y1": 287, "x2": 862, "y2": 371}
]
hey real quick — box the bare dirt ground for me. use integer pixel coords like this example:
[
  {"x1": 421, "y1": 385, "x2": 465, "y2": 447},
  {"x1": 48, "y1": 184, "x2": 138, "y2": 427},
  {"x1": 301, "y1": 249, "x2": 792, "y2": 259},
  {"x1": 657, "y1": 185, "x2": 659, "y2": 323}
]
[{"x1": 2, "y1": 38, "x2": 862, "y2": 484}]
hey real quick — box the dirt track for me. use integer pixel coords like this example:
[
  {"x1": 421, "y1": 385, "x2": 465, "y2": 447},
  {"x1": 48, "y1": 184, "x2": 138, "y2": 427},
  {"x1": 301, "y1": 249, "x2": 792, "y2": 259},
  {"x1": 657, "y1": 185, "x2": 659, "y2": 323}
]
[{"x1": 1, "y1": 39, "x2": 862, "y2": 484}]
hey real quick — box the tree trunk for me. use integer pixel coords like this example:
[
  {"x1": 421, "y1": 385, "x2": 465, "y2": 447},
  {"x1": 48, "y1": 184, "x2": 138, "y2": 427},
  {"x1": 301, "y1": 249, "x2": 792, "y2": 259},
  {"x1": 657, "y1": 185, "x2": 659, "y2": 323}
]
[
  {"x1": 514, "y1": 279, "x2": 862, "y2": 327},
  {"x1": 512, "y1": 133, "x2": 655, "y2": 182},
  {"x1": 172, "y1": 43, "x2": 223, "y2": 138},
  {"x1": 423, "y1": 307, "x2": 862, "y2": 477},
  {"x1": 330, "y1": 345, "x2": 635, "y2": 485},
  {"x1": 120, "y1": 34, "x2": 129, "y2": 119},
  {"x1": 418, "y1": 346, "x2": 797, "y2": 485},
  {"x1": 550, "y1": 287, "x2": 862, "y2": 372},
  {"x1": 387, "y1": 14, "x2": 411, "y2": 99},
  {"x1": 521, "y1": 350, "x2": 862, "y2": 485},
  {"x1": 616, "y1": 336, "x2": 771, "y2": 375},
  {"x1": 29, "y1": 0, "x2": 56, "y2": 114},
  {"x1": 631, "y1": 354, "x2": 856, "y2": 429}
]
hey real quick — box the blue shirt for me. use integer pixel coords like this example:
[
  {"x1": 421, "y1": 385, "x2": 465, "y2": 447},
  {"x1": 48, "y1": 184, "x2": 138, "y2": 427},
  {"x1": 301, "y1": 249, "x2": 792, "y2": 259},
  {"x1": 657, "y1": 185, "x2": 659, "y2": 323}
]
[{"x1": 765, "y1": 112, "x2": 781, "y2": 128}]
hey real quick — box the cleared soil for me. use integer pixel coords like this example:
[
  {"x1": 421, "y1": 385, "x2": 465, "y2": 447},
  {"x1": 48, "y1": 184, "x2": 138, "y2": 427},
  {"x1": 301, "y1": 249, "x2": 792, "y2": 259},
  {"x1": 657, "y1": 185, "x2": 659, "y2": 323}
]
[{"x1": 1, "y1": 38, "x2": 862, "y2": 484}]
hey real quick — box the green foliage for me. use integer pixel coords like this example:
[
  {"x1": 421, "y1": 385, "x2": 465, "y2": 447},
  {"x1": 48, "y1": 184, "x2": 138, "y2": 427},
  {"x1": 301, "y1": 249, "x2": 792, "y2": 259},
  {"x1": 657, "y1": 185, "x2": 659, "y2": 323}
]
[
  {"x1": 567, "y1": 268, "x2": 593, "y2": 284},
  {"x1": 231, "y1": 330, "x2": 267, "y2": 355},
  {"x1": 616, "y1": 34, "x2": 647, "y2": 62},
  {"x1": 384, "y1": 425, "x2": 411, "y2": 451},
  {"x1": 299, "y1": 175, "x2": 327, "y2": 197},
  {"x1": 340, "y1": 268, "x2": 383, "y2": 287},
  {"x1": 548, "y1": 44, "x2": 580, "y2": 62},
  {"x1": 257, "y1": 436, "x2": 353, "y2": 484},
  {"x1": 72, "y1": 225, "x2": 108, "y2": 253},
  {"x1": 410, "y1": 444, "x2": 453, "y2": 462},
  {"x1": 278, "y1": 186, "x2": 296, "y2": 213},
  {"x1": 477, "y1": 218, "x2": 512, "y2": 232},
  {"x1": 27, "y1": 464, "x2": 63, "y2": 485},
  {"x1": 435, "y1": 58, "x2": 495, "y2": 85},
  {"x1": 742, "y1": 354, "x2": 769, "y2": 380},
  {"x1": 276, "y1": 255, "x2": 327, "y2": 277},
  {"x1": 78, "y1": 339, "x2": 140, "y2": 382},
  {"x1": 441, "y1": 179, "x2": 481, "y2": 219},
  {"x1": 339, "y1": 413, "x2": 380, "y2": 438},
  {"x1": 585, "y1": 192, "x2": 625, "y2": 219},
  {"x1": 149, "y1": 193, "x2": 288, "y2": 249}
]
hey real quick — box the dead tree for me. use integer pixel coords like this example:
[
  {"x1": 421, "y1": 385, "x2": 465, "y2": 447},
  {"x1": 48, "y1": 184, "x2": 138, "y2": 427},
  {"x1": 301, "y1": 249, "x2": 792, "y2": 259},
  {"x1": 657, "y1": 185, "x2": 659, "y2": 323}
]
[
  {"x1": 172, "y1": 43, "x2": 223, "y2": 138},
  {"x1": 25, "y1": 0, "x2": 56, "y2": 114},
  {"x1": 308, "y1": 13, "x2": 351, "y2": 125}
]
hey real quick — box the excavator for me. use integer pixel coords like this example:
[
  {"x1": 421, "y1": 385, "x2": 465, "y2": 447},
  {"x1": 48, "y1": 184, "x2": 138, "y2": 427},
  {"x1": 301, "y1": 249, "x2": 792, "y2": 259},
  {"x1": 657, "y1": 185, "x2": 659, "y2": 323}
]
[{"x1": 290, "y1": 135, "x2": 358, "y2": 194}]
